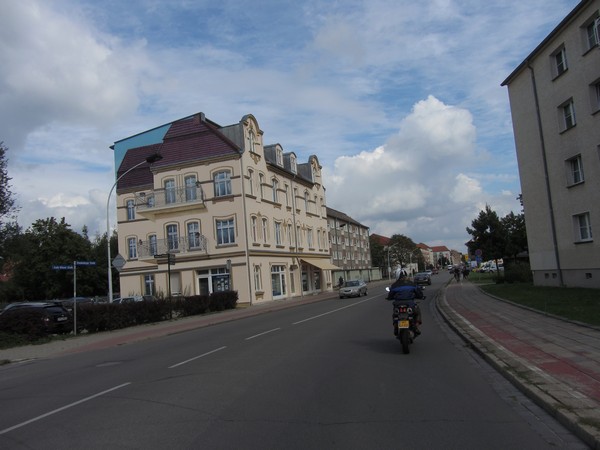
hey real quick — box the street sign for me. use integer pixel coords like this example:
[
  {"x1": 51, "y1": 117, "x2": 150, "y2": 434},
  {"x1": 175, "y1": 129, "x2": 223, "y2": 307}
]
[
  {"x1": 112, "y1": 254, "x2": 126, "y2": 272},
  {"x1": 76, "y1": 261, "x2": 96, "y2": 266},
  {"x1": 52, "y1": 265, "x2": 73, "y2": 270}
]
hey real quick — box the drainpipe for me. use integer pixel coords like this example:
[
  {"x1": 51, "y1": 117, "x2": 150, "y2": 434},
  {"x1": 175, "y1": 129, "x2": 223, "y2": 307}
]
[
  {"x1": 239, "y1": 155, "x2": 253, "y2": 304},
  {"x1": 528, "y1": 63, "x2": 563, "y2": 286}
]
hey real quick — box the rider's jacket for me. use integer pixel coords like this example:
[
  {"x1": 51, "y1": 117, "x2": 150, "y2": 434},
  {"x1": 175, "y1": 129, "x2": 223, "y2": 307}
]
[{"x1": 387, "y1": 282, "x2": 423, "y2": 301}]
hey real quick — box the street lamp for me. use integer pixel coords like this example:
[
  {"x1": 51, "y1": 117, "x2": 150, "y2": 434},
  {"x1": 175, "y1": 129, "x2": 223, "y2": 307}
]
[
  {"x1": 385, "y1": 243, "x2": 398, "y2": 282},
  {"x1": 106, "y1": 153, "x2": 163, "y2": 303}
]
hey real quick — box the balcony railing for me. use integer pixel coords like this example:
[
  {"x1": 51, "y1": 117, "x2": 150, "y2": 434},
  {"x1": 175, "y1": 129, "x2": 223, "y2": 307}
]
[
  {"x1": 136, "y1": 186, "x2": 205, "y2": 212},
  {"x1": 137, "y1": 235, "x2": 208, "y2": 259}
]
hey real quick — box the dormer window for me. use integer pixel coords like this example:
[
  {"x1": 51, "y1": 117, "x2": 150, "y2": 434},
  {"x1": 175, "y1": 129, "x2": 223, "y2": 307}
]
[
  {"x1": 248, "y1": 129, "x2": 257, "y2": 153},
  {"x1": 290, "y1": 155, "x2": 297, "y2": 174},
  {"x1": 276, "y1": 148, "x2": 283, "y2": 167}
]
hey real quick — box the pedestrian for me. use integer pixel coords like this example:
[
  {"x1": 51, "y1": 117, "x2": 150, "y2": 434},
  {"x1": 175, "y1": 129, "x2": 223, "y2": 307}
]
[{"x1": 338, "y1": 276, "x2": 344, "y2": 288}]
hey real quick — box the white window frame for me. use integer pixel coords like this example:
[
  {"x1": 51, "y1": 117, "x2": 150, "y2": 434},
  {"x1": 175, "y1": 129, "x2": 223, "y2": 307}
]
[
  {"x1": 144, "y1": 274, "x2": 155, "y2": 296},
  {"x1": 272, "y1": 179, "x2": 279, "y2": 203},
  {"x1": 560, "y1": 99, "x2": 576, "y2": 131},
  {"x1": 185, "y1": 175, "x2": 197, "y2": 201},
  {"x1": 127, "y1": 237, "x2": 138, "y2": 259},
  {"x1": 164, "y1": 179, "x2": 176, "y2": 204},
  {"x1": 552, "y1": 46, "x2": 568, "y2": 78},
  {"x1": 216, "y1": 218, "x2": 235, "y2": 245},
  {"x1": 254, "y1": 265, "x2": 262, "y2": 292},
  {"x1": 127, "y1": 199, "x2": 135, "y2": 221},
  {"x1": 574, "y1": 212, "x2": 593, "y2": 242},
  {"x1": 274, "y1": 221, "x2": 282, "y2": 246},
  {"x1": 166, "y1": 224, "x2": 179, "y2": 251},
  {"x1": 261, "y1": 217, "x2": 268, "y2": 243},
  {"x1": 214, "y1": 170, "x2": 232, "y2": 197},
  {"x1": 187, "y1": 221, "x2": 201, "y2": 249},
  {"x1": 566, "y1": 155, "x2": 584, "y2": 186},
  {"x1": 251, "y1": 216, "x2": 258, "y2": 243}
]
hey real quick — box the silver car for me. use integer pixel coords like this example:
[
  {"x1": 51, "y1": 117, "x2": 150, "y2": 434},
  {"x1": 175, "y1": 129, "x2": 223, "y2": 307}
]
[{"x1": 339, "y1": 280, "x2": 368, "y2": 298}]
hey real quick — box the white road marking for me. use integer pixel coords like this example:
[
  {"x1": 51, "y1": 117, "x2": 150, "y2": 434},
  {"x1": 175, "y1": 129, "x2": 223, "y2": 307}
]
[
  {"x1": 168, "y1": 346, "x2": 227, "y2": 369},
  {"x1": 245, "y1": 328, "x2": 281, "y2": 340},
  {"x1": 0, "y1": 383, "x2": 131, "y2": 435},
  {"x1": 292, "y1": 297, "x2": 372, "y2": 325}
]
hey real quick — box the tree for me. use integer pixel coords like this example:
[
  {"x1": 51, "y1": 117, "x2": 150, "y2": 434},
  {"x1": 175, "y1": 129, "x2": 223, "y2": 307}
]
[
  {"x1": 0, "y1": 142, "x2": 18, "y2": 227},
  {"x1": 369, "y1": 235, "x2": 387, "y2": 275},
  {"x1": 501, "y1": 211, "x2": 528, "y2": 262},
  {"x1": 466, "y1": 205, "x2": 506, "y2": 267},
  {"x1": 388, "y1": 234, "x2": 423, "y2": 273}
]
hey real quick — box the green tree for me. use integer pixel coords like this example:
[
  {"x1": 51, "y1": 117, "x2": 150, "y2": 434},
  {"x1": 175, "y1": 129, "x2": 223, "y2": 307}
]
[
  {"x1": 388, "y1": 234, "x2": 423, "y2": 273},
  {"x1": 369, "y1": 236, "x2": 386, "y2": 274},
  {"x1": 501, "y1": 211, "x2": 528, "y2": 262},
  {"x1": 466, "y1": 205, "x2": 507, "y2": 267}
]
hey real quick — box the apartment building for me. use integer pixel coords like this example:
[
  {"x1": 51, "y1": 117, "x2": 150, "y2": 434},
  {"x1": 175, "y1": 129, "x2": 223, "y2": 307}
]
[
  {"x1": 111, "y1": 112, "x2": 337, "y2": 304},
  {"x1": 502, "y1": 0, "x2": 600, "y2": 287},
  {"x1": 326, "y1": 207, "x2": 376, "y2": 282}
]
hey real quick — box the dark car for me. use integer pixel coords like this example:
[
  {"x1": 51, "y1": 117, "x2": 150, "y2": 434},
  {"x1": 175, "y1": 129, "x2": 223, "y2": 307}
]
[
  {"x1": 339, "y1": 280, "x2": 368, "y2": 298},
  {"x1": 0, "y1": 302, "x2": 73, "y2": 334},
  {"x1": 413, "y1": 272, "x2": 432, "y2": 285}
]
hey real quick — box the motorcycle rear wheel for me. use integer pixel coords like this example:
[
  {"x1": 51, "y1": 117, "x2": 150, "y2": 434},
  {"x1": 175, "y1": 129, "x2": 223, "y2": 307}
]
[{"x1": 400, "y1": 330, "x2": 410, "y2": 354}]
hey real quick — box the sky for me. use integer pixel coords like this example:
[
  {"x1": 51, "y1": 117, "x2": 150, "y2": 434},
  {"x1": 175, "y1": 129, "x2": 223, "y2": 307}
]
[{"x1": 0, "y1": 0, "x2": 581, "y2": 254}]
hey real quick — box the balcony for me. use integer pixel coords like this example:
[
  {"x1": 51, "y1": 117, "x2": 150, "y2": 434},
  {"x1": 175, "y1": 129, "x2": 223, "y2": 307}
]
[
  {"x1": 137, "y1": 235, "x2": 208, "y2": 260},
  {"x1": 136, "y1": 186, "x2": 205, "y2": 218}
]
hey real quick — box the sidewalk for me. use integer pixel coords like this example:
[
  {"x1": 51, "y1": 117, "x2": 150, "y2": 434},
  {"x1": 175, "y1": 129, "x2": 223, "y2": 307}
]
[
  {"x1": 437, "y1": 279, "x2": 600, "y2": 449},
  {"x1": 0, "y1": 280, "x2": 390, "y2": 364}
]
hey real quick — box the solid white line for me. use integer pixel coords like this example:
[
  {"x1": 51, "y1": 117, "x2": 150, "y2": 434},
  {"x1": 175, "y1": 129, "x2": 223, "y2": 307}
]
[
  {"x1": 168, "y1": 346, "x2": 227, "y2": 369},
  {"x1": 245, "y1": 328, "x2": 281, "y2": 340},
  {"x1": 292, "y1": 297, "x2": 372, "y2": 325},
  {"x1": 0, "y1": 382, "x2": 131, "y2": 435}
]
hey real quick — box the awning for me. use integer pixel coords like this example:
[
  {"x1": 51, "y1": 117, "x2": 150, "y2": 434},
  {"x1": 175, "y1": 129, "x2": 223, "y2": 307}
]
[{"x1": 301, "y1": 257, "x2": 341, "y2": 270}]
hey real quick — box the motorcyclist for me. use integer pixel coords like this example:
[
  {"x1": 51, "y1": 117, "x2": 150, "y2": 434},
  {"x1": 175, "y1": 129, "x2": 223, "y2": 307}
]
[{"x1": 386, "y1": 273, "x2": 423, "y2": 335}]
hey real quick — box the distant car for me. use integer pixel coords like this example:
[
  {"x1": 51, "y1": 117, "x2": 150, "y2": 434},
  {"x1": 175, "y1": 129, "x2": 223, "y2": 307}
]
[
  {"x1": 0, "y1": 302, "x2": 72, "y2": 334},
  {"x1": 112, "y1": 296, "x2": 144, "y2": 304},
  {"x1": 339, "y1": 280, "x2": 368, "y2": 298},
  {"x1": 414, "y1": 272, "x2": 432, "y2": 285},
  {"x1": 432, "y1": 268, "x2": 439, "y2": 275}
]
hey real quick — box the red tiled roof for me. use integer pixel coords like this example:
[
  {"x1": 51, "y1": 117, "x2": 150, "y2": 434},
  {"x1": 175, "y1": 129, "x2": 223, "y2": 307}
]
[
  {"x1": 117, "y1": 114, "x2": 241, "y2": 190},
  {"x1": 370, "y1": 233, "x2": 391, "y2": 246}
]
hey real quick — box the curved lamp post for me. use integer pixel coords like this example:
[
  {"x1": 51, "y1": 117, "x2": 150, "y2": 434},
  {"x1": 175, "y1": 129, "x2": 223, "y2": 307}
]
[{"x1": 106, "y1": 153, "x2": 163, "y2": 303}]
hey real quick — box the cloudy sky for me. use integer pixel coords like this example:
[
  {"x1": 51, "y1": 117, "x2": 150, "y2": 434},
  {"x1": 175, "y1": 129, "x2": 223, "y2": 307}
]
[{"x1": 0, "y1": 0, "x2": 580, "y2": 253}]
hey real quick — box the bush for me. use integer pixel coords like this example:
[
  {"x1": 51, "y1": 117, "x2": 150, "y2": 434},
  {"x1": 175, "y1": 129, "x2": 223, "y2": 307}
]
[
  {"x1": 503, "y1": 261, "x2": 532, "y2": 283},
  {"x1": 176, "y1": 295, "x2": 211, "y2": 317},
  {"x1": 0, "y1": 309, "x2": 49, "y2": 339},
  {"x1": 209, "y1": 291, "x2": 238, "y2": 311}
]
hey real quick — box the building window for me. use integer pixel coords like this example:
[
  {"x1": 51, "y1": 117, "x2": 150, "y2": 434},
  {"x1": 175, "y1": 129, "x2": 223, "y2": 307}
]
[
  {"x1": 259, "y1": 173, "x2": 264, "y2": 199},
  {"x1": 251, "y1": 216, "x2": 258, "y2": 243},
  {"x1": 149, "y1": 234, "x2": 157, "y2": 256},
  {"x1": 304, "y1": 191, "x2": 309, "y2": 212},
  {"x1": 585, "y1": 17, "x2": 599, "y2": 50},
  {"x1": 127, "y1": 199, "x2": 135, "y2": 221},
  {"x1": 187, "y1": 221, "x2": 201, "y2": 249},
  {"x1": 167, "y1": 224, "x2": 179, "y2": 251},
  {"x1": 144, "y1": 274, "x2": 155, "y2": 296},
  {"x1": 276, "y1": 148, "x2": 283, "y2": 166},
  {"x1": 185, "y1": 175, "x2": 197, "y2": 201},
  {"x1": 591, "y1": 79, "x2": 600, "y2": 113},
  {"x1": 574, "y1": 212, "x2": 593, "y2": 242},
  {"x1": 566, "y1": 155, "x2": 584, "y2": 186},
  {"x1": 560, "y1": 99, "x2": 576, "y2": 131},
  {"x1": 272, "y1": 179, "x2": 279, "y2": 203},
  {"x1": 290, "y1": 155, "x2": 297, "y2": 174},
  {"x1": 214, "y1": 171, "x2": 232, "y2": 197},
  {"x1": 254, "y1": 265, "x2": 262, "y2": 292},
  {"x1": 127, "y1": 237, "x2": 137, "y2": 259},
  {"x1": 287, "y1": 223, "x2": 293, "y2": 246},
  {"x1": 216, "y1": 218, "x2": 235, "y2": 245},
  {"x1": 275, "y1": 221, "x2": 282, "y2": 245},
  {"x1": 307, "y1": 228, "x2": 314, "y2": 249},
  {"x1": 147, "y1": 195, "x2": 155, "y2": 208},
  {"x1": 271, "y1": 265, "x2": 286, "y2": 298},
  {"x1": 285, "y1": 184, "x2": 290, "y2": 207},
  {"x1": 552, "y1": 46, "x2": 568, "y2": 78},
  {"x1": 261, "y1": 217, "x2": 268, "y2": 242},
  {"x1": 165, "y1": 179, "x2": 176, "y2": 204},
  {"x1": 247, "y1": 169, "x2": 254, "y2": 196}
]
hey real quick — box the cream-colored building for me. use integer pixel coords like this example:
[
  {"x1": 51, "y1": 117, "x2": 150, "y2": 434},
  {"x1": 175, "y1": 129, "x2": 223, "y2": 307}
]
[
  {"x1": 111, "y1": 112, "x2": 338, "y2": 304},
  {"x1": 502, "y1": 0, "x2": 599, "y2": 287}
]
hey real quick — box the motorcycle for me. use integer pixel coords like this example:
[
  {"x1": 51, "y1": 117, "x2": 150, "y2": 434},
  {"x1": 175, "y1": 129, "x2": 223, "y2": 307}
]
[{"x1": 385, "y1": 286, "x2": 424, "y2": 354}]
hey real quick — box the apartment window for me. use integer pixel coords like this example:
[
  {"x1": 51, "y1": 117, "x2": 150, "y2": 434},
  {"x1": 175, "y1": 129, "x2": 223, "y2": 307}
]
[
  {"x1": 247, "y1": 169, "x2": 254, "y2": 196},
  {"x1": 285, "y1": 184, "x2": 290, "y2": 207},
  {"x1": 251, "y1": 216, "x2": 258, "y2": 243},
  {"x1": 185, "y1": 175, "x2": 197, "y2": 201},
  {"x1": 261, "y1": 217, "x2": 268, "y2": 242},
  {"x1": 127, "y1": 237, "x2": 137, "y2": 259},
  {"x1": 214, "y1": 171, "x2": 232, "y2": 197},
  {"x1": 290, "y1": 155, "x2": 297, "y2": 174},
  {"x1": 216, "y1": 218, "x2": 235, "y2": 245},
  {"x1": 144, "y1": 274, "x2": 155, "y2": 296},
  {"x1": 165, "y1": 179, "x2": 176, "y2": 204},
  {"x1": 566, "y1": 155, "x2": 584, "y2": 186},
  {"x1": 147, "y1": 195, "x2": 155, "y2": 208},
  {"x1": 126, "y1": 199, "x2": 135, "y2": 221},
  {"x1": 304, "y1": 191, "x2": 309, "y2": 212},
  {"x1": 149, "y1": 234, "x2": 157, "y2": 256},
  {"x1": 187, "y1": 221, "x2": 201, "y2": 249},
  {"x1": 275, "y1": 221, "x2": 282, "y2": 246},
  {"x1": 552, "y1": 46, "x2": 568, "y2": 78},
  {"x1": 287, "y1": 223, "x2": 293, "y2": 246},
  {"x1": 272, "y1": 179, "x2": 279, "y2": 203},
  {"x1": 271, "y1": 265, "x2": 286, "y2": 298},
  {"x1": 585, "y1": 17, "x2": 599, "y2": 50},
  {"x1": 166, "y1": 224, "x2": 179, "y2": 251},
  {"x1": 591, "y1": 79, "x2": 600, "y2": 113},
  {"x1": 307, "y1": 228, "x2": 314, "y2": 248},
  {"x1": 259, "y1": 173, "x2": 265, "y2": 199},
  {"x1": 276, "y1": 148, "x2": 283, "y2": 166},
  {"x1": 574, "y1": 212, "x2": 593, "y2": 242},
  {"x1": 254, "y1": 265, "x2": 262, "y2": 292},
  {"x1": 560, "y1": 99, "x2": 576, "y2": 131}
]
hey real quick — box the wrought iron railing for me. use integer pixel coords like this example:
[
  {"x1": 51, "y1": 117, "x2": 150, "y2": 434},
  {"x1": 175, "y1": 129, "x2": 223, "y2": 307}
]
[
  {"x1": 136, "y1": 186, "x2": 204, "y2": 211},
  {"x1": 137, "y1": 235, "x2": 208, "y2": 258}
]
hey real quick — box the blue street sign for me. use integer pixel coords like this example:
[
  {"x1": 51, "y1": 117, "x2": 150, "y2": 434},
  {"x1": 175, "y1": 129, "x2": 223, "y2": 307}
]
[
  {"x1": 75, "y1": 261, "x2": 96, "y2": 266},
  {"x1": 52, "y1": 265, "x2": 74, "y2": 270}
]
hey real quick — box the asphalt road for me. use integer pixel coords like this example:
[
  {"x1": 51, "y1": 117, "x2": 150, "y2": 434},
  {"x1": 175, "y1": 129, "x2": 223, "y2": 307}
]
[{"x1": 0, "y1": 276, "x2": 587, "y2": 449}]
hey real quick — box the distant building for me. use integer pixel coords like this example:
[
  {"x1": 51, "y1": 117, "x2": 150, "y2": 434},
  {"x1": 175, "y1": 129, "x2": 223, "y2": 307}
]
[
  {"x1": 431, "y1": 246, "x2": 452, "y2": 267},
  {"x1": 502, "y1": 0, "x2": 600, "y2": 287},
  {"x1": 112, "y1": 112, "x2": 338, "y2": 304}
]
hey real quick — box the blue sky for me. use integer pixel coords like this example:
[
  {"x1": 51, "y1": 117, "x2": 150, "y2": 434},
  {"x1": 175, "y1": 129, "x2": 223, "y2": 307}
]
[{"x1": 0, "y1": 0, "x2": 581, "y2": 254}]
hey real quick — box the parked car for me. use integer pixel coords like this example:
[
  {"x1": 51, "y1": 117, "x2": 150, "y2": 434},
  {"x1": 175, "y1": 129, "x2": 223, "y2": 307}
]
[
  {"x1": 413, "y1": 272, "x2": 432, "y2": 285},
  {"x1": 112, "y1": 296, "x2": 144, "y2": 304},
  {"x1": 339, "y1": 280, "x2": 368, "y2": 298},
  {"x1": 0, "y1": 302, "x2": 73, "y2": 334}
]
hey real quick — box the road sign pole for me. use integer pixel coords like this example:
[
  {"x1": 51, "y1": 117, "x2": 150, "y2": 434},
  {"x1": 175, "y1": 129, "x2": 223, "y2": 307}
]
[{"x1": 73, "y1": 261, "x2": 77, "y2": 336}]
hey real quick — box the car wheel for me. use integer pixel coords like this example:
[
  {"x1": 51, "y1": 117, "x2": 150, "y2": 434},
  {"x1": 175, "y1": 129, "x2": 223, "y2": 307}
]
[
  {"x1": 339, "y1": 296, "x2": 344, "y2": 299},
  {"x1": 364, "y1": 289, "x2": 368, "y2": 296}
]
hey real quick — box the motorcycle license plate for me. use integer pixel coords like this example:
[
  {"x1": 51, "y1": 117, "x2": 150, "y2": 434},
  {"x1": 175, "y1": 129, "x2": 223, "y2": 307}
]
[{"x1": 398, "y1": 320, "x2": 409, "y2": 329}]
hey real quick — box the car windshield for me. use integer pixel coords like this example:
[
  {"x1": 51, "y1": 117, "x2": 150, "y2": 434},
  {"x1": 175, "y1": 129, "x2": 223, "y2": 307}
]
[{"x1": 345, "y1": 281, "x2": 359, "y2": 287}]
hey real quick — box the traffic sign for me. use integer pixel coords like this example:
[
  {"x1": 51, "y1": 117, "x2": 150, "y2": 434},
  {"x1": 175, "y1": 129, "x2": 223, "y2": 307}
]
[
  {"x1": 52, "y1": 265, "x2": 73, "y2": 270},
  {"x1": 112, "y1": 254, "x2": 126, "y2": 272},
  {"x1": 75, "y1": 261, "x2": 96, "y2": 266}
]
